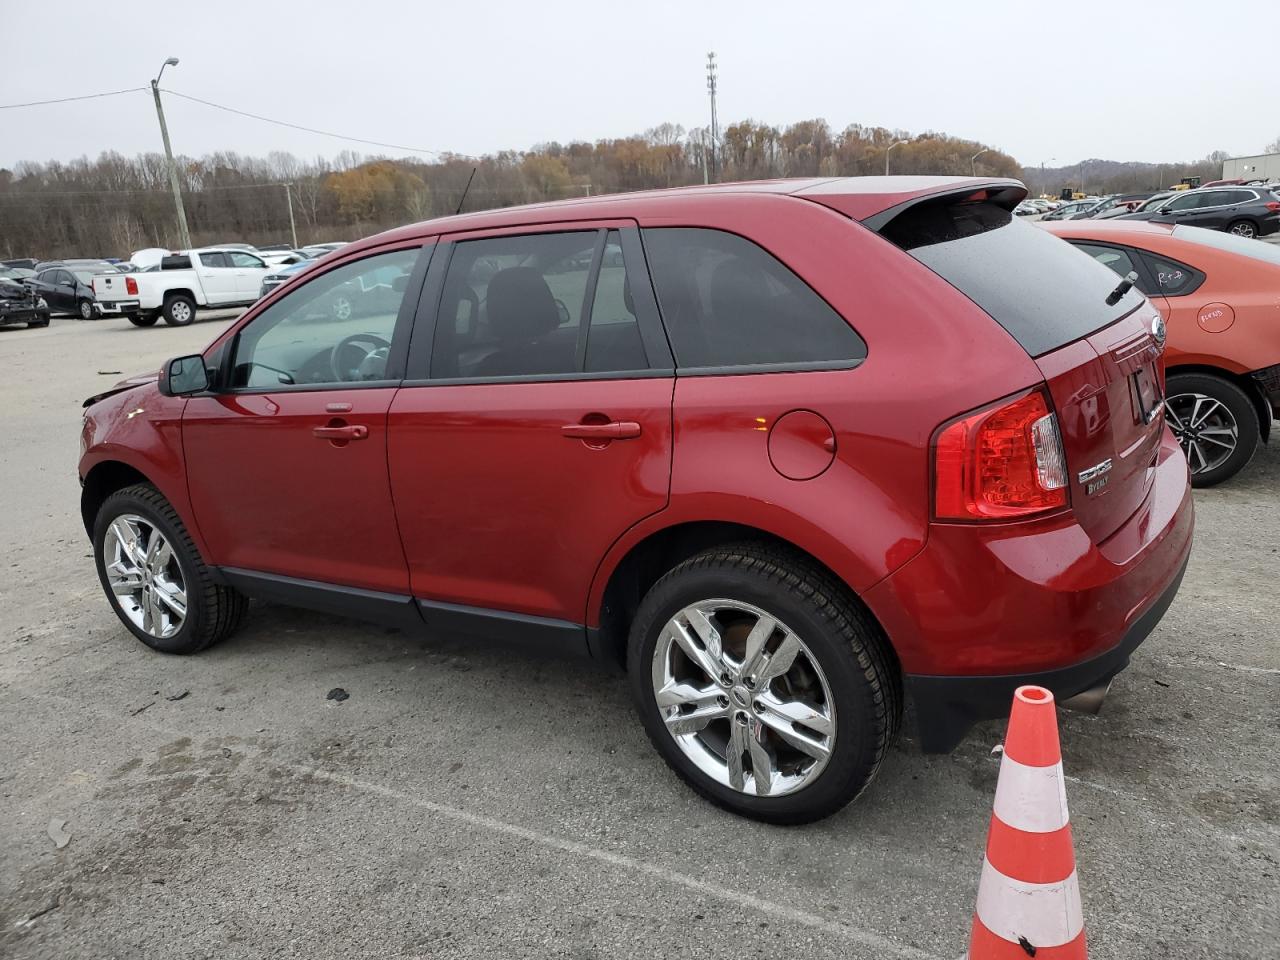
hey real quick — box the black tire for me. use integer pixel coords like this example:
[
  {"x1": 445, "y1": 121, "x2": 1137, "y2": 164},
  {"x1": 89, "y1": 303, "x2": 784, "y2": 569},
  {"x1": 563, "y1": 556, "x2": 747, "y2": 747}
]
[
  {"x1": 162, "y1": 294, "x2": 196, "y2": 326},
  {"x1": 27, "y1": 317, "x2": 50, "y2": 328},
  {"x1": 1165, "y1": 372, "x2": 1259, "y2": 487},
  {"x1": 127, "y1": 313, "x2": 158, "y2": 327},
  {"x1": 92, "y1": 483, "x2": 248, "y2": 654},
  {"x1": 1226, "y1": 219, "x2": 1259, "y2": 239},
  {"x1": 78, "y1": 298, "x2": 96, "y2": 321},
  {"x1": 627, "y1": 542, "x2": 901, "y2": 824}
]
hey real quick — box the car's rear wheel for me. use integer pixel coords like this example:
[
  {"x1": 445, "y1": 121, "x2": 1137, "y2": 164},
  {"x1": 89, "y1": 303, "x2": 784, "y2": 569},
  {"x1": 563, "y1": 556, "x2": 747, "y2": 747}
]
[
  {"x1": 627, "y1": 542, "x2": 900, "y2": 824},
  {"x1": 78, "y1": 298, "x2": 95, "y2": 321},
  {"x1": 27, "y1": 317, "x2": 49, "y2": 328},
  {"x1": 127, "y1": 313, "x2": 158, "y2": 327},
  {"x1": 93, "y1": 484, "x2": 247, "y2": 653},
  {"x1": 1227, "y1": 219, "x2": 1259, "y2": 239},
  {"x1": 1164, "y1": 372, "x2": 1259, "y2": 487},
  {"x1": 162, "y1": 295, "x2": 196, "y2": 326}
]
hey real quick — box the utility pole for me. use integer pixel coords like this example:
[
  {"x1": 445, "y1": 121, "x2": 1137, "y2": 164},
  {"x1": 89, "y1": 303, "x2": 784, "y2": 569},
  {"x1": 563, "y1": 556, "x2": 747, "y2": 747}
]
[
  {"x1": 706, "y1": 52, "x2": 719, "y2": 183},
  {"x1": 971, "y1": 148, "x2": 990, "y2": 176},
  {"x1": 151, "y1": 57, "x2": 191, "y2": 250},
  {"x1": 284, "y1": 183, "x2": 298, "y2": 248},
  {"x1": 1040, "y1": 158, "x2": 1056, "y2": 197}
]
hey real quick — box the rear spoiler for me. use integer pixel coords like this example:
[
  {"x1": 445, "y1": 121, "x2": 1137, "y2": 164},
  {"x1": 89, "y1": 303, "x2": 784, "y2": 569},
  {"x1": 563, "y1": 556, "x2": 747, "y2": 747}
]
[
  {"x1": 795, "y1": 178, "x2": 1027, "y2": 232},
  {"x1": 860, "y1": 182, "x2": 1027, "y2": 233}
]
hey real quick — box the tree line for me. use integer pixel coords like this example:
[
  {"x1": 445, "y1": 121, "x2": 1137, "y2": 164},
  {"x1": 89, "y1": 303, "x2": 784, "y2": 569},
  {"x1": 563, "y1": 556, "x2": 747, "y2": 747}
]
[{"x1": 0, "y1": 117, "x2": 1231, "y2": 260}]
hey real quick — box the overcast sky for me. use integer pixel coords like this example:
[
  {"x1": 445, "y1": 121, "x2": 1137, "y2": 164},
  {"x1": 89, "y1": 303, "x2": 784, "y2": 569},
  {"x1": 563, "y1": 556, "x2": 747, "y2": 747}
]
[{"x1": 2, "y1": 0, "x2": 1274, "y2": 171}]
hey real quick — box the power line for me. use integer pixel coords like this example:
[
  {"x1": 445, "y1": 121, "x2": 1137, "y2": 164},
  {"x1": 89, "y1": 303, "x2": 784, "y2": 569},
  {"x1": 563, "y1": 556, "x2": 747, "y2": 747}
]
[
  {"x1": 161, "y1": 88, "x2": 452, "y2": 158},
  {"x1": 0, "y1": 87, "x2": 148, "y2": 110}
]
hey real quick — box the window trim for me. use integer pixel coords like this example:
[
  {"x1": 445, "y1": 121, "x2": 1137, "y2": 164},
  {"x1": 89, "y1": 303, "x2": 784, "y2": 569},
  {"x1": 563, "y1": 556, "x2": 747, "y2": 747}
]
[
  {"x1": 212, "y1": 241, "x2": 434, "y2": 395},
  {"x1": 1135, "y1": 248, "x2": 1206, "y2": 299},
  {"x1": 636, "y1": 225, "x2": 868, "y2": 376},
  {"x1": 402, "y1": 220, "x2": 673, "y2": 385}
]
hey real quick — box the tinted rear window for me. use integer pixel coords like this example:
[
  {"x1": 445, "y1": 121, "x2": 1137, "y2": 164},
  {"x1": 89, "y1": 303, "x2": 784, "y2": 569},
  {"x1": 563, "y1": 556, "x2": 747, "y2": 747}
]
[
  {"x1": 1171, "y1": 225, "x2": 1280, "y2": 265},
  {"x1": 881, "y1": 200, "x2": 1145, "y2": 356}
]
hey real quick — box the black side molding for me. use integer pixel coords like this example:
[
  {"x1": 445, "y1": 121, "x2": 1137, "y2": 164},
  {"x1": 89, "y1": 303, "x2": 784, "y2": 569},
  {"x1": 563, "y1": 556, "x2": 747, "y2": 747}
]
[
  {"x1": 417, "y1": 599, "x2": 591, "y2": 659},
  {"x1": 218, "y1": 567, "x2": 425, "y2": 631},
  {"x1": 216, "y1": 568, "x2": 594, "y2": 660},
  {"x1": 905, "y1": 555, "x2": 1188, "y2": 753}
]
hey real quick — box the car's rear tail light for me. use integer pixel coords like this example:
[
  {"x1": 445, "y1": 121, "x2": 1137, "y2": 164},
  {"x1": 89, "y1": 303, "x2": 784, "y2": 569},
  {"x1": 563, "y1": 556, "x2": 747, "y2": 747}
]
[
  {"x1": 125, "y1": 276, "x2": 138, "y2": 296},
  {"x1": 1265, "y1": 201, "x2": 1280, "y2": 212},
  {"x1": 934, "y1": 391, "x2": 1068, "y2": 521}
]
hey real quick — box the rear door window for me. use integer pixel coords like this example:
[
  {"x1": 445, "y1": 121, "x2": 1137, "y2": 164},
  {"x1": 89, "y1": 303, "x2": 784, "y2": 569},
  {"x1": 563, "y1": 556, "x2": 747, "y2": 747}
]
[
  {"x1": 641, "y1": 227, "x2": 866, "y2": 370},
  {"x1": 881, "y1": 199, "x2": 1145, "y2": 356},
  {"x1": 429, "y1": 229, "x2": 654, "y2": 380}
]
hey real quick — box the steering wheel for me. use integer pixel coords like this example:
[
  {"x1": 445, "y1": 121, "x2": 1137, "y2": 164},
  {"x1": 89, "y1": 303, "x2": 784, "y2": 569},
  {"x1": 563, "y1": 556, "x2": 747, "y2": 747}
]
[{"x1": 330, "y1": 332, "x2": 392, "y2": 382}]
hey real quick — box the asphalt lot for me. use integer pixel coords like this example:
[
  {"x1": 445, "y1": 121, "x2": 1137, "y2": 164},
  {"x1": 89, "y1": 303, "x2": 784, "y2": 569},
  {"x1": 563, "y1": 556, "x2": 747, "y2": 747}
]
[{"x1": 1, "y1": 309, "x2": 1277, "y2": 960}]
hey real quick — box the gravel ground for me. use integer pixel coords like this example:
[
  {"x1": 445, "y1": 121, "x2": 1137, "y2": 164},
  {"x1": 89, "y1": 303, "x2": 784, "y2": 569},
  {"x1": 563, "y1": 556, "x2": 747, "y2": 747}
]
[{"x1": 0, "y1": 311, "x2": 1276, "y2": 960}]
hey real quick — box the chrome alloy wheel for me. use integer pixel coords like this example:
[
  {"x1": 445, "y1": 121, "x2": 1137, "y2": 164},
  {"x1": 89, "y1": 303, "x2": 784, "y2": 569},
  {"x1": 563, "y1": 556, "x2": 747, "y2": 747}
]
[
  {"x1": 651, "y1": 599, "x2": 835, "y2": 797},
  {"x1": 1165, "y1": 392, "x2": 1239, "y2": 475},
  {"x1": 331, "y1": 295, "x2": 353, "y2": 321},
  {"x1": 102, "y1": 514, "x2": 188, "y2": 638}
]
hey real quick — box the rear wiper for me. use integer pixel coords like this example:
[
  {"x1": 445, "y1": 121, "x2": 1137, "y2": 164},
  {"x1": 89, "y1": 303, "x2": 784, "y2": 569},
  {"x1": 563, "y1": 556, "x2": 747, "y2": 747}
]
[{"x1": 1105, "y1": 270, "x2": 1140, "y2": 306}]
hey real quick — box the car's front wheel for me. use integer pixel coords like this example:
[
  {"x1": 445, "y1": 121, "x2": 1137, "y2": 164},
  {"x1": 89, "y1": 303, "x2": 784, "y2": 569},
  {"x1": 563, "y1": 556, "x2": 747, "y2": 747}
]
[
  {"x1": 1165, "y1": 372, "x2": 1259, "y2": 487},
  {"x1": 93, "y1": 484, "x2": 248, "y2": 653},
  {"x1": 627, "y1": 543, "x2": 900, "y2": 824},
  {"x1": 78, "y1": 299, "x2": 96, "y2": 321}
]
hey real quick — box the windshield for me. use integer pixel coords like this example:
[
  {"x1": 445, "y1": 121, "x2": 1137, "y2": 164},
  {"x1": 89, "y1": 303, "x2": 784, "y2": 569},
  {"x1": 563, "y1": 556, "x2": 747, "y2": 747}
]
[
  {"x1": 73, "y1": 271, "x2": 95, "y2": 284},
  {"x1": 1139, "y1": 194, "x2": 1172, "y2": 211}
]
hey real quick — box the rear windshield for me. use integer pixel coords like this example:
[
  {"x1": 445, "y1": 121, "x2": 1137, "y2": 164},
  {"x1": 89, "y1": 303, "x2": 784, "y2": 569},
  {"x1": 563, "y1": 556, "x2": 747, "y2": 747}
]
[
  {"x1": 1171, "y1": 225, "x2": 1280, "y2": 265},
  {"x1": 881, "y1": 199, "x2": 1145, "y2": 356}
]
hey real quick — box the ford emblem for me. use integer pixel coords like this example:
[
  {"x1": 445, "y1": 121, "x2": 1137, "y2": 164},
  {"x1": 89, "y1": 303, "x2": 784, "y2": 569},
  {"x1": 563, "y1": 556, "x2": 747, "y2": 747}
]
[{"x1": 1151, "y1": 314, "x2": 1167, "y2": 348}]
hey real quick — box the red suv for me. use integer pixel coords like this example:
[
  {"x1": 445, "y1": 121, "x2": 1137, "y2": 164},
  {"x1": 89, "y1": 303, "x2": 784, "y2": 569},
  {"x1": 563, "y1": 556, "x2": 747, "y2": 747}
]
[{"x1": 80, "y1": 178, "x2": 1193, "y2": 823}]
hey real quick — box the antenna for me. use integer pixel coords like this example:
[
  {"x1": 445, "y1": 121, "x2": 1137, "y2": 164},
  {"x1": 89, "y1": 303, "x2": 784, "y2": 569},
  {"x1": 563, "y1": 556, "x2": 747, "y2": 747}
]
[{"x1": 454, "y1": 166, "x2": 477, "y2": 216}]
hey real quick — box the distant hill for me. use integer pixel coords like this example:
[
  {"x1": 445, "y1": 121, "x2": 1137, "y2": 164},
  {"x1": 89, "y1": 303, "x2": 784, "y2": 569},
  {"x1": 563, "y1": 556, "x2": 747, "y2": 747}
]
[{"x1": 1021, "y1": 152, "x2": 1231, "y2": 197}]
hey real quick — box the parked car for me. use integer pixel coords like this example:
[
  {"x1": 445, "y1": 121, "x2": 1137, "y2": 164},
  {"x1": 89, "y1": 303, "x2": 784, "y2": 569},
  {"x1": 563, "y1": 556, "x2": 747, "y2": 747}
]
[
  {"x1": 258, "y1": 258, "x2": 318, "y2": 299},
  {"x1": 27, "y1": 266, "x2": 101, "y2": 319},
  {"x1": 1014, "y1": 200, "x2": 1040, "y2": 216},
  {"x1": 1096, "y1": 191, "x2": 1173, "y2": 220},
  {"x1": 0, "y1": 265, "x2": 36, "y2": 281},
  {"x1": 2, "y1": 258, "x2": 38, "y2": 270},
  {"x1": 79, "y1": 177, "x2": 1192, "y2": 823},
  {"x1": 0, "y1": 277, "x2": 50, "y2": 328},
  {"x1": 1117, "y1": 186, "x2": 1280, "y2": 238},
  {"x1": 95, "y1": 248, "x2": 276, "y2": 326},
  {"x1": 1044, "y1": 219, "x2": 1280, "y2": 485},
  {"x1": 1040, "y1": 198, "x2": 1104, "y2": 220}
]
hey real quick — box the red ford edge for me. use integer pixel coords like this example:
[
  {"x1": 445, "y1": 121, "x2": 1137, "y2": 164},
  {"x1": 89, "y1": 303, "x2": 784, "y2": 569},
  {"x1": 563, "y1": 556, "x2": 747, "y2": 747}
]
[{"x1": 79, "y1": 177, "x2": 1193, "y2": 823}]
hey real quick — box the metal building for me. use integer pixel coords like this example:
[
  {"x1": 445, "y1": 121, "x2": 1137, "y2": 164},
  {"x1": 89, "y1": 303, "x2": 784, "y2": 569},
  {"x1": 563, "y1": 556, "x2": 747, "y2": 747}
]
[{"x1": 1222, "y1": 153, "x2": 1280, "y2": 180}]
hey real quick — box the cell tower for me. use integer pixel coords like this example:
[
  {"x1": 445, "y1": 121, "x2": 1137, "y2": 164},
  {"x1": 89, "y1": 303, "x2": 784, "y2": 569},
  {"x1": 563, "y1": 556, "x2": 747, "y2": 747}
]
[{"x1": 706, "y1": 51, "x2": 719, "y2": 183}]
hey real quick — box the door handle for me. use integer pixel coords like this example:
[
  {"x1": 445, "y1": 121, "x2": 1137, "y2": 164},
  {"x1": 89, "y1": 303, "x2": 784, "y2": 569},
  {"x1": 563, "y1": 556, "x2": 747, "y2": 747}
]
[
  {"x1": 313, "y1": 424, "x2": 368, "y2": 441},
  {"x1": 561, "y1": 421, "x2": 642, "y2": 440}
]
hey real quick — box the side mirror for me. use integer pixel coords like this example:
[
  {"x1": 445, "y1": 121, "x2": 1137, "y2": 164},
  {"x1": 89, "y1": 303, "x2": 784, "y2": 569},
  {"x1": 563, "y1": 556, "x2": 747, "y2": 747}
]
[{"x1": 158, "y1": 354, "x2": 210, "y2": 396}]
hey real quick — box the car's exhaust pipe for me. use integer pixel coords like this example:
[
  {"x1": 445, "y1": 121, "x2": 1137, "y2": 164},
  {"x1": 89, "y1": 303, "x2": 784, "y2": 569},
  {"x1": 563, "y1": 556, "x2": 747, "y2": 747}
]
[{"x1": 1059, "y1": 678, "x2": 1113, "y2": 715}]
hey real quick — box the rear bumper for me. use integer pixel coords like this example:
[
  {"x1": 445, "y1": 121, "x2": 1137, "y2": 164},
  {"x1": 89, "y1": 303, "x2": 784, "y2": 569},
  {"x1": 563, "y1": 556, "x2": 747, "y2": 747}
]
[
  {"x1": 864, "y1": 428, "x2": 1194, "y2": 752},
  {"x1": 905, "y1": 554, "x2": 1187, "y2": 751},
  {"x1": 1250, "y1": 363, "x2": 1280, "y2": 419},
  {"x1": 97, "y1": 300, "x2": 140, "y2": 315}
]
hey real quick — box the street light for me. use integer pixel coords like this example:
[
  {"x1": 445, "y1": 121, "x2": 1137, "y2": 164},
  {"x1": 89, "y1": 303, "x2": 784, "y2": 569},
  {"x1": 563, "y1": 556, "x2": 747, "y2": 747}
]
[
  {"x1": 971, "y1": 148, "x2": 990, "y2": 176},
  {"x1": 151, "y1": 57, "x2": 192, "y2": 250},
  {"x1": 885, "y1": 140, "x2": 908, "y2": 176}
]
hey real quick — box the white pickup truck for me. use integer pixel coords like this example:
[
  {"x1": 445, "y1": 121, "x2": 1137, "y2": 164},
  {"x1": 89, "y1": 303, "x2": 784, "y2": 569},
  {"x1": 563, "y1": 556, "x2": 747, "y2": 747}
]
[{"x1": 93, "y1": 247, "x2": 275, "y2": 327}]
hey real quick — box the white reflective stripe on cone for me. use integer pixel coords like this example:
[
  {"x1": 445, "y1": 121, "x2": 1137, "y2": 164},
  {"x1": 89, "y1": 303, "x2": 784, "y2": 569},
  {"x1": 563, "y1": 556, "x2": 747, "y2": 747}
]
[
  {"x1": 992, "y1": 755, "x2": 1070, "y2": 833},
  {"x1": 974, "y1": 857, "x2": 1084, "y2": 948}
]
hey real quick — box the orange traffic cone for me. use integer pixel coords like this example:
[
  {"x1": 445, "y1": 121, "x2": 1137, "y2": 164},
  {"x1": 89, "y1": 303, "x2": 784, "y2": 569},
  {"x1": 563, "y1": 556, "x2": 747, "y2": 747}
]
[{"x1": 967, "y1": 685, "x2": 1087, "y2": 958}]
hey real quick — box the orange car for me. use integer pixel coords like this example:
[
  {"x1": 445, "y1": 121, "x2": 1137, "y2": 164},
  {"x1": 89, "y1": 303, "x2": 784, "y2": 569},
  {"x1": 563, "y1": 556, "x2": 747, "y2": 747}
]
[{"x1": 1042, "y1": 220, "x2": 1280, "y2": 485}]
